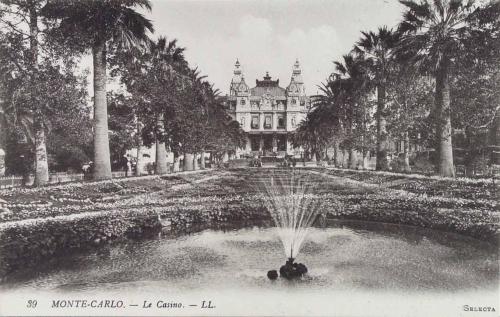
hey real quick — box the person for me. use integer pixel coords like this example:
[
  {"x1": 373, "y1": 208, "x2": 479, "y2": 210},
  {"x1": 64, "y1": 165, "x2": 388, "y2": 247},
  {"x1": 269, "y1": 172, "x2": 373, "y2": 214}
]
[
  {"x1": 256, "y1": 157, "x2": 262, "y2": 167},
  {"x1": 131, "y1": 160, "x2": 137, "y2": 175},
  {"x1": 126, "y1": 159, "x2": 132, "y2": 177},
  {"x1": 82, "y1": 162, "x2": 90, "y2": 174},
  {"x1": 83, "y1": 161, "x2": 93, "y2": 180}
]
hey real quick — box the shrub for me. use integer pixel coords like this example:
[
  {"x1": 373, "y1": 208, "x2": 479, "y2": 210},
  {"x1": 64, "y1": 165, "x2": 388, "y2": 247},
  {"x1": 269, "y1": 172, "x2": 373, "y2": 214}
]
[
  {"x1": 0, "y1": 210, "x2": 161, "y2": 277},
  {"x1": 390, "y1": 157, "x2": 408, "y2": 173},
  {"x1": 412, "y1": 156, "x2": 435, "y2": 175}
]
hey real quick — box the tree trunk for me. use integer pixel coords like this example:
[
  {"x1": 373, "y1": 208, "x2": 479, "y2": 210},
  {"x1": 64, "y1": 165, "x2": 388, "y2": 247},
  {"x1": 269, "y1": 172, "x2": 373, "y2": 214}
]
[
  {"x1": 343, "y1": 149, "x2": 348, "y2": 168},
  {"x1": 92, "y1": 40, "x2": 112, "y2": 180},
  {"x1": 310, "y1": 151, "x2": 317, "y2": 162},
  {"x1": 184, "y1": 153, "x2": 194, "y2": 171},
  {"x1": 155, "y1": 114, "x2": 168, "y2": 174},
  {"x1": 464, "y1": 127, "x2": 475, "y2": 177},
  {"x1": 349, "y1": 149, "x2": 357, "y2": 169},
  {"x1": 403, "y1": 131, "x2": 411, "y2": 173},
  {"x1": 135, "y1": 144, "x2": 143, "y2": 176},
  {"x1": 490, "y1": 108, "x2": 500, "y2": 166},
  {"x1": 193, "y1": 153, "x2": 199, "y2": 170},
  {"x1": 155, "y1": 140, "x2": 168, "y2": 175},
  {"x1": 334, "y1": 140, "x2": 341, "y2": 167},
  {"x1": 29, "y1": 6, "x2": 48, "y2": 186},
  {"x1": 362, "y1": 150, "x2": 369, "y2": 170},
  {"x1": 376, "y1": 84, "x2": 389, "y2": 171},
  {"x1": 0, "y1": 103, "x2": 5, "y2": 175},
  {"x1": 200, "y1": 151, "x2": 206, "y2": 169},
  {"x1": 173, "y1": 154, "x2": 180, "y2": 172},
  {"x1": 134, "y1": 119, "x2": 144, "y2": 176},
  {"x1": 435, "y1": 60, "x2": 455, "y2": 177},
  {"x1": 33, "y1": 115, "x2": 48, "y2": 186}
]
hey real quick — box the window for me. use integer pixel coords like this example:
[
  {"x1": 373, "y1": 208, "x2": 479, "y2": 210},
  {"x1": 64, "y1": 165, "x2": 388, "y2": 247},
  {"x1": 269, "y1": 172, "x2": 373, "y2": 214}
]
[
  {"x1": 277, "y1": 114, "x2": 285, "y2": 129},
  {"x1": 291, "y1": 98, "x2": 297, "y2": 105},
  {"x1": 251, "y1": 115, "x2": 259, "y2": 129},
  {"x1": 240, "y1": 99, "x2": 246, "y2": 105},
  {"x1": 264, "y1": 115, "x2": 272, "y2": 129}
]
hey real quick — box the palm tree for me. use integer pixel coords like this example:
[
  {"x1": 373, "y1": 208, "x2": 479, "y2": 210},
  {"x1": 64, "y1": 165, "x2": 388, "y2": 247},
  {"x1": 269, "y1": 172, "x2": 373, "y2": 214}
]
[
  {"x1": 316, "y1": 77, "x2": 347, "y2": 166},
  {"x1": 332, "y1": 54, "x2": 369, "y2": 169},
  {"x1": 43, "y1": 0, "x2": 154, "y2": 180},
  {"x1": 353, "y1": 26, "x2": 400, "y2": 171},
  {"x1": 291, "y1": 113, "x2": 321, "y2": 161},
  {"x1": 397, "y1": 0, "x2": 485, "y2": 177},
  {"x1": 149, "y1": 37, "x2": 187, "y2": 175},
  {"x1": 179, "y1": 67, "x2": 207, "y2": 171}
]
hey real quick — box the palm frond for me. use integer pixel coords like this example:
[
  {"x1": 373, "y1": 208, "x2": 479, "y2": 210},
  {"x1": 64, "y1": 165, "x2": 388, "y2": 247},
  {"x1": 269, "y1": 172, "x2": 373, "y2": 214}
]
[{"x1": 400, "y1": 0, "x2": 433, "y2": 19}]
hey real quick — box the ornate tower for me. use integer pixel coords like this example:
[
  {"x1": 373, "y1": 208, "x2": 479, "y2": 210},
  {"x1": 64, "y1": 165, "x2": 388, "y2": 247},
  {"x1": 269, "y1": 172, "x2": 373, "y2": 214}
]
[
  {"x1": 229, "y1": 59, "x2": 249, "y2": 97},
  {"x1": 286, "y1": 59, "x2": 307, "y2": 131},
  {"x1": 286, "y1": 59, "x2": 306, "y2": 97},
  {"x1": 229, "y1": 59, "x2": 250, "y2": 131}
]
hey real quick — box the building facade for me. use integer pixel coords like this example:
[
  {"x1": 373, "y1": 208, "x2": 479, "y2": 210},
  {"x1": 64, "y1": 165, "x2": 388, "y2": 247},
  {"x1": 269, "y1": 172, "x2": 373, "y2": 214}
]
[{"x1": 226, "y1": 59, "x2": 310, "y2": 158}]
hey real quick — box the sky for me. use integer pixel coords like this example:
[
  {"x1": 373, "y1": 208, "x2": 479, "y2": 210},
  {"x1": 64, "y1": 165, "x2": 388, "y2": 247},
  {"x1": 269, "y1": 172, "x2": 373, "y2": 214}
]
[{"x1": 139, "y1": 0, "x2": 407, "y2": 95}]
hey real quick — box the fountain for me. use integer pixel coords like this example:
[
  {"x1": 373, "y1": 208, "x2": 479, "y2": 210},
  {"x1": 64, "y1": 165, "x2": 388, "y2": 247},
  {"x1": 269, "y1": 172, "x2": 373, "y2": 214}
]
[{"x1": 258, "y1": 170, "x2": 322, "y2": 280}]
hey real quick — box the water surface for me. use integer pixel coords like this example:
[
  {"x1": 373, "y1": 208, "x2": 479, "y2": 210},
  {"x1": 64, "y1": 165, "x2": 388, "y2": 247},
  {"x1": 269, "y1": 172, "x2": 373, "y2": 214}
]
[{"x1": 1, "y1": 220, "x2": 497, "y2": 316}]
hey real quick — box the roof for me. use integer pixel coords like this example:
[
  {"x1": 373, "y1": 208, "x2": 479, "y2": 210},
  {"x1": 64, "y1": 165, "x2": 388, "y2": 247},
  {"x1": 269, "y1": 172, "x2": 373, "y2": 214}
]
[
  {"x1": 250, "y1": 72, "x2": 286, "y2": 97},
  {"x1": 250, "y1": 86, "x2": 286, "y2": 97}
]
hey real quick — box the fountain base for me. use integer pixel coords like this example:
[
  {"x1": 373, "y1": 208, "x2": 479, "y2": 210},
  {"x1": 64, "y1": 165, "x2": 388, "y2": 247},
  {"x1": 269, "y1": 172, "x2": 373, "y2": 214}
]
[{"x1": 267, "y1": 258, "x2": 307, "y2": 280}]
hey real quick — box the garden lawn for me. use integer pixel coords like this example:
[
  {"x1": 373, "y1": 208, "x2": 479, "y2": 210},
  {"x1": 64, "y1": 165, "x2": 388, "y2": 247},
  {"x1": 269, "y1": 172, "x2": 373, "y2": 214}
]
[{"x1": 0, "y1": 167, "x2": 498, "y2": 243}]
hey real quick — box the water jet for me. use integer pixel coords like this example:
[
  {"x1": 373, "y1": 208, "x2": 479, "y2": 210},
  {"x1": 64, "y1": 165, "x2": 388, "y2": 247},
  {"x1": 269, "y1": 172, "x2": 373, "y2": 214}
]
[{"x1": 258, "y1": 170, "x2": 321, "y2": 280}]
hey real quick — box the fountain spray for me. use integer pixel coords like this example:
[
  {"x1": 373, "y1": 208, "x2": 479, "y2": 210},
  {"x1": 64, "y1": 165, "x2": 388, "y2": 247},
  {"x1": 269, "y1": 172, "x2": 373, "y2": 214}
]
[{"x1": 258, "y1": 169, "x2": 321, "y2": 279}]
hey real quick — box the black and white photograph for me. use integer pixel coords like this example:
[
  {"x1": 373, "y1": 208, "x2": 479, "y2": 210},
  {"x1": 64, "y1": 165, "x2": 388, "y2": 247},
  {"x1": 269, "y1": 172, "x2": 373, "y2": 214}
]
[{"x1": 0, "y1": 0, "x2": 498, "y2": 316}]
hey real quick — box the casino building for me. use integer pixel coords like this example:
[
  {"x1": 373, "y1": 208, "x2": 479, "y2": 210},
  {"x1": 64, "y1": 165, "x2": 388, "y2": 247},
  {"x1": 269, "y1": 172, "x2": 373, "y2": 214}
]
[{"x1": 225, "y1": 59, "x2": 310, "y2": 158}]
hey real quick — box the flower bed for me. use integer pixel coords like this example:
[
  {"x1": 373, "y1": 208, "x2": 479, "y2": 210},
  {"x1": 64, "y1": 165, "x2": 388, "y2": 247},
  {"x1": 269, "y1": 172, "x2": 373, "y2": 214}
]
[
  {"x1": 0, "y1": 168, "x2": 498, "y2": 279},
  {"x1": 0, "y1": 170, "x2": 216, "y2": 223},
  {"x1": 319, "y1": 167, "x2": 497, "y2": 200}
]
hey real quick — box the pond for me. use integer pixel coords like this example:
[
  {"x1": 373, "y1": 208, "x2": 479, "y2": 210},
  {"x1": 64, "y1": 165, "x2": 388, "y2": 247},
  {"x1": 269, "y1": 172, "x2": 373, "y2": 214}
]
[{"x1": 0, "y1": 220, "x2": 497, "y2": 316}]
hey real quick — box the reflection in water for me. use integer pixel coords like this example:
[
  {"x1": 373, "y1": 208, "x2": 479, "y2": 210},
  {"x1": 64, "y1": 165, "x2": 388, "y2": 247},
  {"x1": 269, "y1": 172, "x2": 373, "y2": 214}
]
[{"x1": 1, "y1": 220, "x2": 497, "y2": 295}]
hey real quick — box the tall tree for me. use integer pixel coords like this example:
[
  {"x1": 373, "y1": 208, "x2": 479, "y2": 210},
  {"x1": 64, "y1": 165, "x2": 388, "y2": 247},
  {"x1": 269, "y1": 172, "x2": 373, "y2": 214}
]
[
  {"x1": 386, "y1": 64, "x2": 434, "y2": 172},
  {"x1": 333, "y1": 54, "x2": 370, "y2": 169},
  {"x1": 150, "y1": 38, "x2": 187, "y2": 174},
  {"x1": 43, "y1": 0, "x2": 154, "y2": 180},
  {"x1": 397, "y1": 0, "x2": 494, "y2": 177},
  {"x1": 1, "y1": 1, "x2": 89, "y2": 185},
  {"x1": 451, "y1": 1, "x2": 500, "y2": 173},
  {"x1": 1, "y1": 0, "x2": 48, "y2": 185},
  {"x1": 115, "y1": 36, "x2": 188, "y2": 175},
  {"x1": 308, "y1": 77, "x2": 349, "y2": 165},
  {"x1": 353, "y1": 26, "x2": 400, "y2": 171}
]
